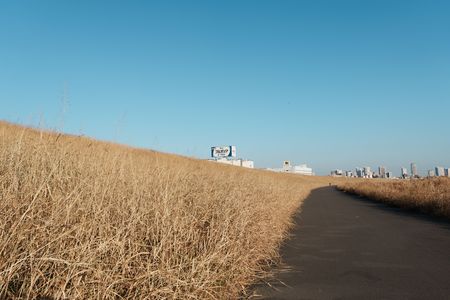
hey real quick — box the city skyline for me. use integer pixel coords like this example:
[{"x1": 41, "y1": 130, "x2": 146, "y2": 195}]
[{"x1": 332, "y1": 162, "x2": 450, "y2": 178}]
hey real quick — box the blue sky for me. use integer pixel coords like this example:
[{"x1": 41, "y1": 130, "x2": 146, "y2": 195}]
[{"x1": 1, "y1": 0, "x2": 449, "y2": 175}]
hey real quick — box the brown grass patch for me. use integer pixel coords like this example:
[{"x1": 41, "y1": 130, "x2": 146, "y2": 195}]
[
  {"x1": 0, "y1": 121, "x2": 331, "y2": 299},
  {"x1": 337, "y1": 178, "x2": 450, "y2": 218}
]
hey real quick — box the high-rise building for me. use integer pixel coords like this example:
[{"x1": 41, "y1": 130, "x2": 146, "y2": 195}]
[
  {"x1": 363, "y1": 166, "x2": 372, "y2": 178},
  {"x1": 446, "y1": 168, "x2": 450, "y2": 177},
  {"x1": 428, "y1": 169, "x2": 435, "y2": 177},
  {"x1": 378, "y1": 166, "x2": 386, "y2": 178},
  {"x1": 356, "y1": 168, "x2": 363, "y2": 178},
  {"x1": 435, "y1": 166, "x2": 445, "y2": 177},
  {"x1": 386, "y1": 172, "x2": 393, "y2": 179},
  {"x1": 411, "y1": 163, "x2": 418, "y2": 178},
  {"x1": 401, "y1": 167, "x2": 408, "y2": 179}
]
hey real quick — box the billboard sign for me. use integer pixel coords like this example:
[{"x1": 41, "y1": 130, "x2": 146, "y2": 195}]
[{"x1": 211, "y1": 146, "x2": 236, "y2": 158}]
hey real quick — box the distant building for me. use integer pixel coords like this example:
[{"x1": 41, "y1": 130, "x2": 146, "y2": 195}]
[
  {"x1": 282, "y1": 160, "x2": 291, "y2": 172},
  {"x1": 363, "y1": 167, "x2": 372, "y2": 178},
  {"x1": 446, "y1": 168, "x2": 450, "y2": 177},
  {"x1": 331, "y1": 169, "x2": 343, "y2": 177},
  {"x1": 291, "y1": 164, "x2": 314, "y2": 175},
  {"x1": 213, "y1": 158, "x2": 254, "y2": 169},
  {"x1": 268, "y1": 161, "x2": 314, "y2": 176},
  {"x1": 435, "y1": 166, "x2": 445, "y2": 177},
  {"x1": 345, "y1": 170, "x2": 353, "y2": 177},
  {"x1": 355, "y1": 167, "x2": 364, "y2": 178},
  {"x1": 209, "y1": 145, "x2": 254, "y2": 168},
  {"x1": 241, "y1": 160, "x2": 255, "y2": 168},
  {"x1": 386, "y1": 171, "x2": 394, "y2": 179},
  {"x1": 411, "y1": 163, "x2": 418, "y2": 177},
  {"x1": 378, "y1": 166, "x2": 387, "y2": 178},
  {"x1": 401, "y1": 167, "x2": 408, "y2": 179},
  {"x1": 428, "y1": 169, "x2": 435, "y2": 177}
]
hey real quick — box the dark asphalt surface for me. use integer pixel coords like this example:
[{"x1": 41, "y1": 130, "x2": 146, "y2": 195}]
[{"x1": 252, "y1": 187, "x2": 450, "y2": 300}]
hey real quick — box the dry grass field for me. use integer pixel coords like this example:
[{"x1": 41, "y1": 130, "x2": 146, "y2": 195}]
[
  {"x1": 0, "y1": 121, "x2": 333, "y2": 299},
  {"x1": 338, "y1": 178, "x2": 450, "y2": 219}
]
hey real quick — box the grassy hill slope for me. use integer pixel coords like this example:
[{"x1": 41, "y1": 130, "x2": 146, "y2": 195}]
[{"x1": 0, "y1": 121, "x2": 331, "y2": 299}]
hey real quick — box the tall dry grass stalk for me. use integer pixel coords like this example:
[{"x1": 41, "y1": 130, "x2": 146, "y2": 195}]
[
  {"x1": 337, "y1": 178, "x2": 450, "y2": 218},
  {"x1": 0, "y1": 121, "x2": 325, "y2": 299}
]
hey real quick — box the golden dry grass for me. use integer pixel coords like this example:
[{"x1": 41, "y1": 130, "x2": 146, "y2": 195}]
[
  {"x1": 0, "y1": 121, "x2": 332, "y2": 299},
  {"x1": 337, "y1": 178, "x2": 450, "y2": 218}
]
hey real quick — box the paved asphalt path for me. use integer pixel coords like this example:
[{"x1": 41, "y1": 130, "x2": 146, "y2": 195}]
[{"x1": 252, "y1": 187, "x2": 450, "y2": 300}]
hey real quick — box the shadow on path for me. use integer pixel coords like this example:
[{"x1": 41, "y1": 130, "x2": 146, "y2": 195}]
[
  {"x1": 250, "y1": 187, "x2": 450, "y2": 300},
  {"x1": 341, "y1": 189, "x2": 450, "y2": 230}
]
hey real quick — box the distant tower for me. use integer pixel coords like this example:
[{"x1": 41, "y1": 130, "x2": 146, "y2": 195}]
[
  {"x1": 378, "y1": 166, "x2": 387, "y2": 178},
  {"x1": 435, "y1": 166, "x2": 445, "y2": 177},
  {"x1": 401, "y1": 167, "x2": 408, "y2": 179},
  {"x1": 283, "y1": 161, "x2": 292, "y2": 172},
  {"x1": 363, "y1": 167, "x2": 372, "y2": 178},
  {"x1": 410, "y1": 163, "x2": 418, "y2": 178}
]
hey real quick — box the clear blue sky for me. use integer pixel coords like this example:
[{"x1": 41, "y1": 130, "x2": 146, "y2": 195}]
[{"x1": 1, "y1": 0, "x2": 449, "y2": 175}]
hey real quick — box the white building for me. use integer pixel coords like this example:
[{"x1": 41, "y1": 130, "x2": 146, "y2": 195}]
[
  {"x1": 292, "y1": 164, "x2": 314, "y2": 175},
  {"x1": 435, "y1": 166, "x2": 445, "y2": 177},
  {"x1": 379, "y1": 166, "x2": 387, "y2": 178},
  {"x1": 213, "y1": 158, "x2": 254, "y2": 169},
  {"x1": 363, "y1": 167, "x2": 372, "y2": 178},
  {"x1": 385, "y1": 172, "x2": 394, "y2": 179},
  {"x1": 331, "y1": 169, "x2": 343, "y2": 177},
  {"x1": 241, "y1": 160, "x2": 254, "y2": 168},
  {"x1": 269, "y1": 161, "x2": 314, "y2": 176},
  {"x1": 401, "y1": 167, "x2": 408, "y2": 179},
  {"x1": 411, "y1": 163, "x2": 418, "y2": 177},
  {"x1": 209, "y1": 145, "x2": 254, "y2": 169},
  {"x1": 356, "y1": 168, "x2": 364, "y2": 178}
]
